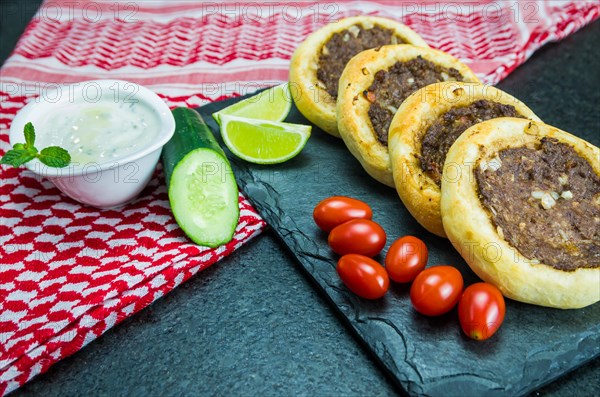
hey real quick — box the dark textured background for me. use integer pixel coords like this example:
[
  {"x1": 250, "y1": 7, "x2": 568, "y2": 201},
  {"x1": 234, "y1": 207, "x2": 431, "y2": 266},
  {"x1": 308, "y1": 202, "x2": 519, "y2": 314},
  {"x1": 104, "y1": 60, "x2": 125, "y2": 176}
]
[{"x1": 2, "y1": 2, "x2": 599, "y2": 396}]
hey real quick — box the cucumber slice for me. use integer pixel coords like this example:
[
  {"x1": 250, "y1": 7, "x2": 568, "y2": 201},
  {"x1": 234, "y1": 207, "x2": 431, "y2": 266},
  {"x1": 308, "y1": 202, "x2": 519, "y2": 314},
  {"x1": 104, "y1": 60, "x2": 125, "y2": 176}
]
[{"x1": 162, "y1": 108, "x2": 239, "y2": 247}]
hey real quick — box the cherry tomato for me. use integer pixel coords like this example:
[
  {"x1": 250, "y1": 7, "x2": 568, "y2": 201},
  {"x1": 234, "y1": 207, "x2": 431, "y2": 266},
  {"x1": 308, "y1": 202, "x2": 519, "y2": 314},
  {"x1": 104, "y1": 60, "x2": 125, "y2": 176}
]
[
  {"x1": 328, "y1": 219, "x2": 386, "y2": 257},
  {"x1": 337, "y1": 254, "x2": 389, "y2": 299},
  {"x1": 458, "y1": 282, "x2": 506, "y2": 341},
  {"x1": 410, "y1": 266, "x2": 463, "y2": 316},
  {"x1": 385, "y1": 236, "x2": 428, "y2": 283},
  {"x1": 313, "y1": 196, "x2": 372, "y2": 232}
]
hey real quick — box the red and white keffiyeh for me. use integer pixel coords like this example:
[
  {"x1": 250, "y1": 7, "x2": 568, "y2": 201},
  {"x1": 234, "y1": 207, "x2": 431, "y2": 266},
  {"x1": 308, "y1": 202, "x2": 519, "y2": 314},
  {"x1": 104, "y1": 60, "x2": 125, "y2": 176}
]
[{"x1": 1, "y1": 1, "x2": 598, "y2": 394}]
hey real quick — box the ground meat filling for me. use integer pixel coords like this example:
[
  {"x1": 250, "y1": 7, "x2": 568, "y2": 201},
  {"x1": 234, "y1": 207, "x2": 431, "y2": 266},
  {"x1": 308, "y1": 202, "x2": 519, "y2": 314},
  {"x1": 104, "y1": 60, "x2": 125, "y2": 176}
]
[
  {"x1": 421, "y1": 100, "x2": 524, "y2": 186},
  {"x1": 365, "y1": 56, "x2": 464, "y2": 146},
  {"x1": 476, "y1": 137, "x2": 600, "y2": 271},
  {"x1": 317, "y1": 26, "x2": 403, "y2": 99}
]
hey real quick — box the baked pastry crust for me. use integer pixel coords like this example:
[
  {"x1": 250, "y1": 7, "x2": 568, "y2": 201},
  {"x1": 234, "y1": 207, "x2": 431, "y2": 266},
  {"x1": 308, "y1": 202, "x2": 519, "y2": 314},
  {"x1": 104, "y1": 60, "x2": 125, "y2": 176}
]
[
  {"x1": 289, "y1": 16, "x2": 429, "y2": 138},
  {"x1": 337, "y1": 45, "x2": 479, "y2": 187},
  {"x1": 441, "y1": 118, "x2": 600, "y2": 309},
  {"x1": 388, "y1": 82, "x2": 541, "y2": 237}
]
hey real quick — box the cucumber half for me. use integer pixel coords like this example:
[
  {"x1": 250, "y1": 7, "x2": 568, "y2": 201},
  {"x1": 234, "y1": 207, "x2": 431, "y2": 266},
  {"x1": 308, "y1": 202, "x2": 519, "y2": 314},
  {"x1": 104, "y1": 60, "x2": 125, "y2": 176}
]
[{"x1": 163, "y1": 108, "x2": 239, "y2": 247}]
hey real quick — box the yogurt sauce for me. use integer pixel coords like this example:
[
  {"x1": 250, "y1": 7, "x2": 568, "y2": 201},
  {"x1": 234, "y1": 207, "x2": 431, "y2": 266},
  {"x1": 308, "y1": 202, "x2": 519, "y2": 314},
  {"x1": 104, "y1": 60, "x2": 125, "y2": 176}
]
[{"x1": 38, "y1": 98, "x2": 160, "y2": 165}]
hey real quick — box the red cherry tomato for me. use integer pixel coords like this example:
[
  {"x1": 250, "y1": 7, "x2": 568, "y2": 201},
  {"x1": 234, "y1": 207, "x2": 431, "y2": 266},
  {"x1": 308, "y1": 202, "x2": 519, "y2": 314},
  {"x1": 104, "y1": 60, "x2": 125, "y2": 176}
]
[
  {"x1": 410, "y1": 266, "x2": 463, "y2": 316},
  {"x1": 337, "y1": 254, "x2": 389, "y2": 299},
  {"x1": 328, "y1": 219, "x2": 386, "y2": 257},
  {"x1": 385, "y1": 236, "x2": 428, "y2": 283},
  {"x1": 458, "y1": 282, "x2": 506, "y2": 341},
  {"x1": 313, "y1": 196, "x2": 372, "y2": 232}
]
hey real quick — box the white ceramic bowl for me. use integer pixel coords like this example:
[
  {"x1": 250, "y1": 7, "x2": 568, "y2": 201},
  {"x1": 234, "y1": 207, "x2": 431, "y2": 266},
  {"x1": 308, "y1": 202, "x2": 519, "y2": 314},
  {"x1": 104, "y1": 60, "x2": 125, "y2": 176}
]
[{"x1": 9, "y1": 80, "x2": 175, "y2": 209}]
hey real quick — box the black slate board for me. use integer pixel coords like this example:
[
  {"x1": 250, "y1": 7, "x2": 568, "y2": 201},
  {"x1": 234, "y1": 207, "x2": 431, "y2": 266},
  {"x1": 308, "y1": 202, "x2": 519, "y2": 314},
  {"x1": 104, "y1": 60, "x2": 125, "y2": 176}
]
[
  {"x1": 197, "y1": 99, "x2": 599, "y2": 396},
  {"x1": 196, "y1": 74, "x2": 600, "y2": 396}
]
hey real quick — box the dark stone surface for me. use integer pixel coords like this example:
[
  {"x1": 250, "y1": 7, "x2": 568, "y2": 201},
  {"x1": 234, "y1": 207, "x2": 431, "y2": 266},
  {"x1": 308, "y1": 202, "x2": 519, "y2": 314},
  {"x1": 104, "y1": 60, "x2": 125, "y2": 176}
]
[
  {"x1": 3, "y1": 2, "x2": 599, "y2": 396},
  {"x1": 15, "y1": 233, "x2": 400, "y2": 397},
  {"x1": 190, "y1": 19, "x2": 600, "y2": 395},
  {"x1": 0, "y1": 1, "x2": 40, "y2": 66}
]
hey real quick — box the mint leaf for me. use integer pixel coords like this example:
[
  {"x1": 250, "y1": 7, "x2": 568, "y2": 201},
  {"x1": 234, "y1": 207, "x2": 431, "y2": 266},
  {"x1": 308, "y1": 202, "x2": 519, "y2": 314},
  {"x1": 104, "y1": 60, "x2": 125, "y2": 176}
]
[
  {"x1": 0, "y1": 149, "x2": 36, "y2": 167},
  {"x1": 0, "y1": 122, "x2": 71, "y2": 168},
  {"x1": 24, "y1": 122, "x2": 35, "y2": 148},
  {"x1": 38, "y1": 146, "x2": 71, "y2": 168}
]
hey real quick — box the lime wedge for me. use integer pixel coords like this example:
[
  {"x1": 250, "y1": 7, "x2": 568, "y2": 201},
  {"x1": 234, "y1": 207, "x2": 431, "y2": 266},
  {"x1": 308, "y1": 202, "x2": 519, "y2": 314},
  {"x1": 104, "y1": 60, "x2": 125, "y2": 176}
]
[
  {"x1": 213, "y1": 83, "x2": 292, "y2": 124},
  {"x1": 220, "y1": 114, "x2": 311, "y2": 164}
]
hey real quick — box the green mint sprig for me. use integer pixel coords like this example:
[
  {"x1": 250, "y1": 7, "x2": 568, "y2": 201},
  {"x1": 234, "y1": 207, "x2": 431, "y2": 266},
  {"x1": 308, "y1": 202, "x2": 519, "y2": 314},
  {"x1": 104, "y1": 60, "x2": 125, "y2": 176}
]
[{"x1": 1, "y1": 122, "x2": 71, "y2": 168}]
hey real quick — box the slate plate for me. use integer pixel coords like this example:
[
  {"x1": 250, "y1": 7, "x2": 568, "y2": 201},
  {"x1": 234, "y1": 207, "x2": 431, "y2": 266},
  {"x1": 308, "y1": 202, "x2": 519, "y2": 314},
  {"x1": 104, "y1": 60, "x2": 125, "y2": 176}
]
[
  {"x1": 195, "y1": 65, "x2": 599, "y2": 396},
  {"x1": 196, "y1": 98, "x2": 599, "y2": 396}
]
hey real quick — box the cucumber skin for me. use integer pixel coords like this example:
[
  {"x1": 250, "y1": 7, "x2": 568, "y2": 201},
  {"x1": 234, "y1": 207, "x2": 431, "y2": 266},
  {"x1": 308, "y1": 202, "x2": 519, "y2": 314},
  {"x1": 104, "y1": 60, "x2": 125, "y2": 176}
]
[
  {"x1": 162, "y1": 107, "x2": 230, "y2": 187},
  {"x1": 161, "y1": 107, "x2": 239, "y2": 247}
]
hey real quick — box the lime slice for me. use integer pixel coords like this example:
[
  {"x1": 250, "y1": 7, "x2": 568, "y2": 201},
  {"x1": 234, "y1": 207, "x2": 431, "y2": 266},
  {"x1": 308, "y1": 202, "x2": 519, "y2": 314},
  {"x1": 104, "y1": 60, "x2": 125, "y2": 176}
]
[
  {"x1": 212, "y1": 83, "x2": 292, "y2": 124},
  {"x1": 220, "y1": 114, "x2": 311, "y2": 164}
]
